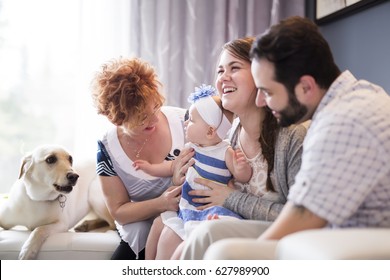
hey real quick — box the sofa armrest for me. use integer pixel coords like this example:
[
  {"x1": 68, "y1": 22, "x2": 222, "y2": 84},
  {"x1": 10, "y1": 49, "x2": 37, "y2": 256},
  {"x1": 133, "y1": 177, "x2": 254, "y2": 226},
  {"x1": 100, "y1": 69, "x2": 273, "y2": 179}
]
[{"x1": 277, "y1": 228, "x2": 390, "y2": 259}]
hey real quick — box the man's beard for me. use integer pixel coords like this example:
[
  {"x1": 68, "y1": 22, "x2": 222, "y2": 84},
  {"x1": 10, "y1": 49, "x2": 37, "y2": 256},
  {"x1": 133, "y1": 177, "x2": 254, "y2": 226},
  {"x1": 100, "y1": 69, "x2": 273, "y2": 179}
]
[{"x1": 277, "y1": 93, "x2": 308, "y2": 127}]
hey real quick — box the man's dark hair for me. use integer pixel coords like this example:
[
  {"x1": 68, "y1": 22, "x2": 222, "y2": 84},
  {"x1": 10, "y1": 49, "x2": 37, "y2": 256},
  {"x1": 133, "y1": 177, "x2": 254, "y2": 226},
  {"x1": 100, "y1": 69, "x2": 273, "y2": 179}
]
[{"x1": 250, "y1": 16, "x2": 340, "y2": 95}]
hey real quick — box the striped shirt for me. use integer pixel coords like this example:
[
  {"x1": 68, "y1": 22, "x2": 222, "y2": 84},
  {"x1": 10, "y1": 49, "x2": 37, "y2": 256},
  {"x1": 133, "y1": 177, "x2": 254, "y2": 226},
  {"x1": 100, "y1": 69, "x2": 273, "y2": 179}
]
[{"x1": 178, "y1": 141, "x2": 243, "y2": 222}]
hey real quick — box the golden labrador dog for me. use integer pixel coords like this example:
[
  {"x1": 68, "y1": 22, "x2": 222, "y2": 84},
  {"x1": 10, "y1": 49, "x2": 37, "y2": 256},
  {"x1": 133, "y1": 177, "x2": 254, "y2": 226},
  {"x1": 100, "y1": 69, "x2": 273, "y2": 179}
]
[{"x1": 0, "y1": 144, "x2": 115, "y2": 259}]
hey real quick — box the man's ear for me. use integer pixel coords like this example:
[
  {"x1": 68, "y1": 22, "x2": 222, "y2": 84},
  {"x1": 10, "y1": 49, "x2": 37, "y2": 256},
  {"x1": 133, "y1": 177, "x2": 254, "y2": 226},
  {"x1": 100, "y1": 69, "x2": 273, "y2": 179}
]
[{"x1": 296, "y1": 75, "x2": 316, "y2": 100}]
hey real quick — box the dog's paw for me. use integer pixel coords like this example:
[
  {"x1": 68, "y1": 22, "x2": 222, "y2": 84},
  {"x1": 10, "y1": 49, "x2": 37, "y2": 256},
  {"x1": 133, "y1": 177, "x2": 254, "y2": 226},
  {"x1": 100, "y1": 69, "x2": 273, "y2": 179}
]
[
  {"x1": 18, "y1": 247, "x2": 38, "y2": 260},
  {"x1": 74, "y1": 221, "x2": 90, "y2": 232},
  {"x1": 74, "y1": 219, "x2": 109, "y2": 232}
]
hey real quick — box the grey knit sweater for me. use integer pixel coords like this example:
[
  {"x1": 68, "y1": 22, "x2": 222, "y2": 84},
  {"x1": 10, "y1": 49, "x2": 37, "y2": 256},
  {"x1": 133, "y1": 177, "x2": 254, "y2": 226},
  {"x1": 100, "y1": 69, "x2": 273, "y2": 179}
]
[{"x1": 223, "y1": 121, "x2": 307, "y2": 221}]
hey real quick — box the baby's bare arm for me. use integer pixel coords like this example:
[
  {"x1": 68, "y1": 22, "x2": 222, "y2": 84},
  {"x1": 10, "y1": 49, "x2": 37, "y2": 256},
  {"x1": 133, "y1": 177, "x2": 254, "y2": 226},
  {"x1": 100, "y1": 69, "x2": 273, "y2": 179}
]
[{"x1": 133, "y1": 160, "x2": 174, "y2": 177}]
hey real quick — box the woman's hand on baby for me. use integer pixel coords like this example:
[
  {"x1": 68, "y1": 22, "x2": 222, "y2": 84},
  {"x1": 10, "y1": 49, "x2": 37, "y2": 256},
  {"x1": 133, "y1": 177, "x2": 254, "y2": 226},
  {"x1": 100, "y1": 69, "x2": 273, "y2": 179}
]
[
  {"x1": 161, "y1": 185, "x2": 182, "y2": 211},
  {"x1": 207, "y1": 214, "x2": 220, "y2": 220},
  {"x1": 190, "y1": 178, "x2": 235, "y2": 210},
  {"x1": 171, "y1": 147, "x2": 195, "y2": 186}
]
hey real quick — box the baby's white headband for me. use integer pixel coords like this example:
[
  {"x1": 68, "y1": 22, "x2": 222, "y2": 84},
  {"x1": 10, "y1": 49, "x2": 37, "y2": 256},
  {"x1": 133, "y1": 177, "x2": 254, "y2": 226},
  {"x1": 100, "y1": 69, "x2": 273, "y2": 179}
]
[{"x1": 188, "y1": 84, "x2": 231, "y2": 139}]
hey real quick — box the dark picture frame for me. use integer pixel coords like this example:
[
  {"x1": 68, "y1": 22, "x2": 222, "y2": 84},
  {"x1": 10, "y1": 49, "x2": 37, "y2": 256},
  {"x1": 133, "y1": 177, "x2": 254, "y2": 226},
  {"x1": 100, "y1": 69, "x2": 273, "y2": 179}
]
[{"x1": 315, "y1": 0, "x2": 385, "y2": 24}]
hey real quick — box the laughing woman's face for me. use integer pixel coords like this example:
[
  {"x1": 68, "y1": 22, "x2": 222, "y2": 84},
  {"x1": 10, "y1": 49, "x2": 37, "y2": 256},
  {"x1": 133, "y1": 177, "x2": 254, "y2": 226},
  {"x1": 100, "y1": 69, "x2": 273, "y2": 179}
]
[{"x1": 215, "y1": 50, "x2": 257, "y2": 115}]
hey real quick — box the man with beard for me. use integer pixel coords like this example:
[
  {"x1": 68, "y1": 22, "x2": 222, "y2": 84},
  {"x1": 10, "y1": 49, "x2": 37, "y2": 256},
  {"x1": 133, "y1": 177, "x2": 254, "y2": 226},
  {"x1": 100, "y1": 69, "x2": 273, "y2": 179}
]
[
  {"x1": 248, "y1": 16, "x2": 390, "y2": 244},
  {"x1": 197, "y1": 16, "x2": 390, "y2": 260}
]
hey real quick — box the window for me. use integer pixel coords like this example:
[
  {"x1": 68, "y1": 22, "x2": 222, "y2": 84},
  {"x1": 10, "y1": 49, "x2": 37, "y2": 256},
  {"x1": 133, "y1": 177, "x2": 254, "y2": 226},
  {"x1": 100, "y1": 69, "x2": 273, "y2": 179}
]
[{"x1": 0, "y1": 0, "x2": 129, "y2": 192}]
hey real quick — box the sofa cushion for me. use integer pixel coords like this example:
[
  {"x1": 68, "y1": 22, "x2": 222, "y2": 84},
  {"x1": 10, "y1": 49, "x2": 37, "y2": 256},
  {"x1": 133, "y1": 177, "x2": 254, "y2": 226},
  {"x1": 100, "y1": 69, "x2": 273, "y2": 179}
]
[
  {"x1": 276, "y1": 228, "x2": 390, "y2": 259},
  {"x1": 0, "y1": 228, "x2": 120, "y2": 260}
]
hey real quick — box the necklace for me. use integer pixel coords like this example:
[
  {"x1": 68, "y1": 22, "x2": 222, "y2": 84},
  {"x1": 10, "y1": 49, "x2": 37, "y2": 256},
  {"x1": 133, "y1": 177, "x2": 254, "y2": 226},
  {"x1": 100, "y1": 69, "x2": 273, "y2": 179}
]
[
  {"x1": 134, "y1": 137, "x2": 149, "y2": 158},
  {"x1": 121, "y1": 131, "x2": 149, "y2": 158}
]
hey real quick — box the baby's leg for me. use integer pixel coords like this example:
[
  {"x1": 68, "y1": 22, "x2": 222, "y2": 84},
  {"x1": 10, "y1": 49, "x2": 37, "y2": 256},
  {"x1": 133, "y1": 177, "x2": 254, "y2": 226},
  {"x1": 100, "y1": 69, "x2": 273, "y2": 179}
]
[
  {"x1": 145, "y1": 216, "x2": 164, "y2": 260},
  {"x1": 155, "y1": 226, "x2": 183, "y2": 260}
]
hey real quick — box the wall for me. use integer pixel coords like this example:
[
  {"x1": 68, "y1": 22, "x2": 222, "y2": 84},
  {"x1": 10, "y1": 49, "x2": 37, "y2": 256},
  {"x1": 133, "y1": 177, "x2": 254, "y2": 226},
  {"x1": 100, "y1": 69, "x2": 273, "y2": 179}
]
[{"x1": 306, "y1": 0, "x2": 390, "y2": 93}]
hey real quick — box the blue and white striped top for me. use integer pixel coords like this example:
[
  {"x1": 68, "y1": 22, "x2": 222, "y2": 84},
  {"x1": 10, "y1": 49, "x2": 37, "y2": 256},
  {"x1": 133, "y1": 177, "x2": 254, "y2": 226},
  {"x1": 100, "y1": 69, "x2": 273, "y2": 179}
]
[{"x1": 178, "y1": 141, "x2": 243, "y2": 222}]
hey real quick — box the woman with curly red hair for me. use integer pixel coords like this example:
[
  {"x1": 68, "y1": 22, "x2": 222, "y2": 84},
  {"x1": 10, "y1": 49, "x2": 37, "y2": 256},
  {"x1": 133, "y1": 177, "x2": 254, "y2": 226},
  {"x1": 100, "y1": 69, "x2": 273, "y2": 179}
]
[{"x1": 91, "y1": 57, "x2": 186, "y2": 259}]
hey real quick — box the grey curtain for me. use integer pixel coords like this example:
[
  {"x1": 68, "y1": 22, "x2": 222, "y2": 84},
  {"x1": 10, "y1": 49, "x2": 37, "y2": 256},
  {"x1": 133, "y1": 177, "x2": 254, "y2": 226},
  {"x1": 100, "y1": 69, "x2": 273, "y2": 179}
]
[{"x1": 127, "y1": 0, "x2": 304, "y2": 108}]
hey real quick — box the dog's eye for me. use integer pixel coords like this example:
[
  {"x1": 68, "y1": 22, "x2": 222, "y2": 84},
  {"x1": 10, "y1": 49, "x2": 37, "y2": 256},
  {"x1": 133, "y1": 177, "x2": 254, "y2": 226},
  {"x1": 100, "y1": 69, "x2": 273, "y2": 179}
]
[
  {"x1": 45, "y1": 155, "x2": 57, "y2": 164},
  {"x1": 69, "y1": 156, "x2": 73, "y2": 165}
]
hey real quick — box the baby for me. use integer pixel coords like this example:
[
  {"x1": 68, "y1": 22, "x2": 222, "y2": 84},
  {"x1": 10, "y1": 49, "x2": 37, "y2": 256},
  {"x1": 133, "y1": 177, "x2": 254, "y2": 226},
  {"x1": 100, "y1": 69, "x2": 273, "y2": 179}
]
[{"x1": 134, "y1": 84, "x2": 252, "y2": 258}]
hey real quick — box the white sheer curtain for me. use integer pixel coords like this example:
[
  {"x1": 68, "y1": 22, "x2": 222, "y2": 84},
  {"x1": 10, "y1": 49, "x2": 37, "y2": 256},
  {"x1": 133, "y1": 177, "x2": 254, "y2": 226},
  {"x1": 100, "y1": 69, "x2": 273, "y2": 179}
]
[
  {"x1": 0, "y1": 0, "x2": 131, "y2": 192},
  {"x1": 0, "y1": 0, "x2": 303, "y2": 193}
]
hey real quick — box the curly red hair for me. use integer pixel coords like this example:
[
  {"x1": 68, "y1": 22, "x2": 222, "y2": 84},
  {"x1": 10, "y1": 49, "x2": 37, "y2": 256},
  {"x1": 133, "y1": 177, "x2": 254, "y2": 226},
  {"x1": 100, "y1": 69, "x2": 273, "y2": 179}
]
[{"x1": 91, "y1": 57, "x2": 165, "y2": 127}]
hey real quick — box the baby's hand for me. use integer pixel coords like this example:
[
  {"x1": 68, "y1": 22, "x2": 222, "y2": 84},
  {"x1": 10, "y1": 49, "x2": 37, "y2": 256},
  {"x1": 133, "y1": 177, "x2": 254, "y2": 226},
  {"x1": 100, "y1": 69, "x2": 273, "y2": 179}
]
[
  {"x1": 232, "y1": 148, "x2": 252, "y2": 183},
  {"x1": 133, "y1": 160, "x2": 151, "y2": 171},
  {"x1": 233, "y1": 148, "x2": 249, "y2": 169}
]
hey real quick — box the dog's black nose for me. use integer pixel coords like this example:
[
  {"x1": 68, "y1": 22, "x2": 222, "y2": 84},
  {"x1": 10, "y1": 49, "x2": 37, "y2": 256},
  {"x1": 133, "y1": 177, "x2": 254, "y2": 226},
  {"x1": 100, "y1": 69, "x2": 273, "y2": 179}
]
[{"x1": 67, "y1": 172, "x2": 79, "y2": 184}]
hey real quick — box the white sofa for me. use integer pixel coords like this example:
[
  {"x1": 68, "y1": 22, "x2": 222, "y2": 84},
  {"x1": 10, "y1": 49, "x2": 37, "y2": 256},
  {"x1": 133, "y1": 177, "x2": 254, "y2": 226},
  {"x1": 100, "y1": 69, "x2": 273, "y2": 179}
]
[
  {"x1": 277, "y1": 228, "x2": 390, "y2": 259},
  {"x1": 0, "y1": 227, "x2": 120, "y2": 260},
  {"x1": 204, "y1": 228, "x2": 390, "y2": 260}
]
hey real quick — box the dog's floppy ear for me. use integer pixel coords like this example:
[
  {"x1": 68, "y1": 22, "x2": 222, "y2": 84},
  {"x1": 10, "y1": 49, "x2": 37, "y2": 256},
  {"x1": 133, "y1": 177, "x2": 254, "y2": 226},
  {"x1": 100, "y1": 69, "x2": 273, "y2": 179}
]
[{"x1": 19, "y1": 154, "x2": 32, "y2": 179}]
